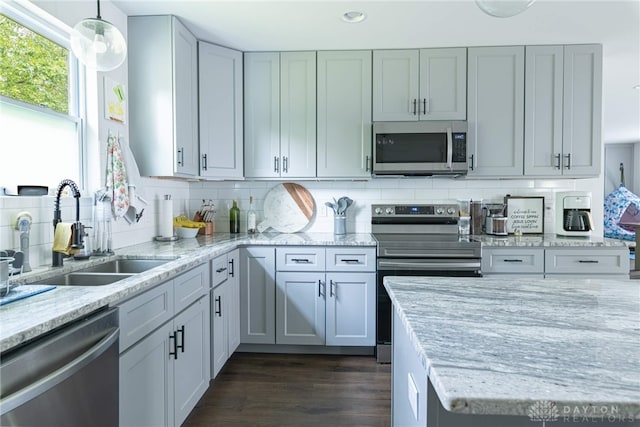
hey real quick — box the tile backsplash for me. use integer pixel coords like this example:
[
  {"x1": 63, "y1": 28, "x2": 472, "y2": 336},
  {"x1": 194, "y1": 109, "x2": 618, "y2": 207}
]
[{"x1": 0, "y1": 176, "x2": 603, "y2": 268}]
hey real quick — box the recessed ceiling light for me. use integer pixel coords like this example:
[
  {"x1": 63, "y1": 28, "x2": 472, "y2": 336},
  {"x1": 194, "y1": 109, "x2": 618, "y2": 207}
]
[
  {"x1": 342, "y1": 11, "x2": 366, "y2": 23},
  {"x1": 633, "y1": 85, "x2": 640, "y2": 90}
]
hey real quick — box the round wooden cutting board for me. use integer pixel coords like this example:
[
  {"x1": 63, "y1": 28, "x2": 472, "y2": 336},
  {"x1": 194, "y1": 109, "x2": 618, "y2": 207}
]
[{"x1": 257, "y1": 183, "x2": 315, "y2": 233}]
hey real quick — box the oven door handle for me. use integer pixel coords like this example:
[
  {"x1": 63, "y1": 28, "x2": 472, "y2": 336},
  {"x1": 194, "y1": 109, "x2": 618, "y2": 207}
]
[
  {"x1": 446, "y1": 127, "x2": 453, "y2": 169},
  {"x1": 378, "y1": 259, "x2": 481, "y2": 270}
]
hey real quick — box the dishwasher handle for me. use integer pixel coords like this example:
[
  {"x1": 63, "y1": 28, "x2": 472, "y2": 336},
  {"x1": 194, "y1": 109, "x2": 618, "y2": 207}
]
[{"x1": 0, "y1": 326, "x2": 119, "y2": 414}]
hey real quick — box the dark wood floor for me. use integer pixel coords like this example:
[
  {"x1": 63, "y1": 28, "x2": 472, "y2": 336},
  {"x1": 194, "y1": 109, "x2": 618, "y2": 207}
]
[{"x1": 183, "y1": 352, "x2": 391, "y2": 427}]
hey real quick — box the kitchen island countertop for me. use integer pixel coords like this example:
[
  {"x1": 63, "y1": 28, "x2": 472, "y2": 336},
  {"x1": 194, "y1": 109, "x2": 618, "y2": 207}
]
[
  {"x1": 384, "y1": 275, "x2": 640, "y2": 420},
  {"x1": 1, "y1": 232, "x2": 376, "y2": 353}
]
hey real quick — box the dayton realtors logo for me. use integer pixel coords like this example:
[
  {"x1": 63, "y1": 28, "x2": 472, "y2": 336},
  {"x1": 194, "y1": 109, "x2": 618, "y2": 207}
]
[{"x1": 528, "y1": 400, "x2": 559, "y2": 426}]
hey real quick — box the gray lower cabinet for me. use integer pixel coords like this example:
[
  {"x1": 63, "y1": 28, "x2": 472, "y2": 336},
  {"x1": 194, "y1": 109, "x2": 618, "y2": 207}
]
[
  {"x1": 118, "y1": 264, "x2": 210, "y2": 427},
  {"x1": 211, "y1": 250, "x2": 240, "y2": 378},
  {"x1": 275, "y1": 247, "x2": 376, "y2": 347},
  {"x1": 240, "y1": 247, "x2": 276, "y2": 344},
  {"x1": 467, "y1": 46, "x2": 525, "y2": 177},
  {"x1": 482, "y1": 246, "x2": 629, "y2": 279}
]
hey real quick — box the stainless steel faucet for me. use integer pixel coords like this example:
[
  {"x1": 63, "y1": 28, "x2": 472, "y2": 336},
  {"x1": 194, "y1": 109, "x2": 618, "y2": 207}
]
[{"x1": 52, "y1": 179, "x2": 85, "y2": 267}]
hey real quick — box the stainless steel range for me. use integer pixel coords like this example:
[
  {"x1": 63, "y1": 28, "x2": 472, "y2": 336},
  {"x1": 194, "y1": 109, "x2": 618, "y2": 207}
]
[{"x1": 372, "y1": 203, "x2": 481, "y2": 363}]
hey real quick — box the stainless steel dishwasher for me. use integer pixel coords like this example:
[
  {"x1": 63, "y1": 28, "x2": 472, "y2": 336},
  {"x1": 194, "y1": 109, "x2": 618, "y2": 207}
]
[{"x1": 1, "y1": 307, "x2": 119, "y2": 426}]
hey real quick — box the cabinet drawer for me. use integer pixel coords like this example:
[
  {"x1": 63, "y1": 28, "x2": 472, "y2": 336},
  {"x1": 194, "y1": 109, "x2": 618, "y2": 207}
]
[
  {"x1": 276, "y1": 247, "x2": 325, "y2": 271},
  {"x1": 211, "y1": 254, "x2": 229, "y2": 288},
  {"x1": 175, "y1": 263, "x2": 209, "y2": 314},
  {"x1": 326, "y1": 247, "x2": 376, "y2": 272},
  {"x1": 481, "y1": 248, "x2": 544, "y2": 274},
  {"x1": 118, "y1": 280, "x2": 174, "y2": 353},
  {"x1": 544, "y1": 248, "x2": 629, "y2": 275}
]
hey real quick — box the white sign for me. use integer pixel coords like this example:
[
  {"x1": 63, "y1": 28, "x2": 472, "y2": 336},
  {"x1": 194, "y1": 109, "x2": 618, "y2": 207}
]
[{"x1": 506, "y1": 197, "x2": 544, "y2": 234}]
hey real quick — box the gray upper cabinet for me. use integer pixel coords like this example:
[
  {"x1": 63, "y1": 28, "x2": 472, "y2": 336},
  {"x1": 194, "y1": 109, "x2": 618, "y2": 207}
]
[
  {"x1": 128, "y1": 15, "x2": 199, "y2": 177},
  {"x1": 524, "y1": 44, "x2": 602, "y2": 177},
  {"x1": 372, "y1": 48, "x2": 466, "y2": 121},
  {"x1": 244, "y1": 51, "x2": 316, "y2": 178},
  {"x1": 467, "y1": 46, "x2": 525, "y2": 177},
  {"x1": 317, "y1": 50, "x2": 372, "y2": 178},
  {"x1": 198, "y1": 42, "x2": 244, "y2": 179}
]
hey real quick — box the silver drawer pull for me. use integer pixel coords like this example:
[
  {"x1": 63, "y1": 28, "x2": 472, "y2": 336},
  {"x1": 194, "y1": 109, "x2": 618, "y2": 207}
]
[
  {"x1": 578, "y1": 260, "x2": 599, "y2": 263},
  {"x1": 291, "y1": 258, "x2": 311, "y2": 263},
  {"x1": 503, "y1": 259, "x2": 523, "y2": 263},
  {"x1": 340, "y1": 259, "x2": 360, "y2": 264}
]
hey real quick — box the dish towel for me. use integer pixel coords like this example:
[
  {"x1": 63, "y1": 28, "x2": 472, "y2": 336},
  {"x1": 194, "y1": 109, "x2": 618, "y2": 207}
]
[
  {"x1": 119, "y1": 133, "x2": 148, "y2": 223},
  {"x1": 53, "y1": 223, "x2": 78, "y2": 255},
  {"x1": 106, "y1": 131, "x2": 130, "y2": 219}
]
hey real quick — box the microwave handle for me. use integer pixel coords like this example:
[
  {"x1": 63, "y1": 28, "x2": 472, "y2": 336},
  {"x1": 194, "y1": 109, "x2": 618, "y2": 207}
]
[{"x1": 446, "y1": 127, "x2": 453, "y2": 169}]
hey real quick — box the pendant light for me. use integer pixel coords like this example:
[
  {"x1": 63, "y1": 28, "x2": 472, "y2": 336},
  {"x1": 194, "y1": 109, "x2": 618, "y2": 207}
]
[
  {"x1": 475, "y1": 0, "x2": 536, "y2": 18},
  {"x1": 70, "y1": 0, "x2": 127, "y2": 71}
]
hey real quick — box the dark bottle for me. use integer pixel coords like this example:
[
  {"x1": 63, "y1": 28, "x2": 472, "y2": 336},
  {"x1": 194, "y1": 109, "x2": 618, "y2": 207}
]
[{"x1": 229, "y1": 200, "x2": 240, "y2": 233}]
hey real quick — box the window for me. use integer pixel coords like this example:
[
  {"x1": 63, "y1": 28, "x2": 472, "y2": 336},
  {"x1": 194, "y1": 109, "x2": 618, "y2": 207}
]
[{"x1": 0, "y1": 3, "x2": 84, "y2": 194}]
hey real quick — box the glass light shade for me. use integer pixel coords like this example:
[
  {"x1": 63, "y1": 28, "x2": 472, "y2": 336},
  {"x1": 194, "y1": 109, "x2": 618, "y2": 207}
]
[
  {"x1": 475, "y1": 0, "x2": 536, "y2": 18},
  {"x1": 70, "y1": 18, "x2": 126, "y2": 71}
]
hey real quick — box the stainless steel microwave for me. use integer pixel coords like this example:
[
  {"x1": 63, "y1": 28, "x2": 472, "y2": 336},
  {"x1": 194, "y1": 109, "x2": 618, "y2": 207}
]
[{"x1": 372, "y1": 121, "x2": 468, "y2": 176}]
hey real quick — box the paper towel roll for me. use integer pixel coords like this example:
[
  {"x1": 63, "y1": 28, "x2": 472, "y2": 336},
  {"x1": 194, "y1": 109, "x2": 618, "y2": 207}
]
[{"x1": 159, "y1": 197, "x2": 174, "y2": 237}]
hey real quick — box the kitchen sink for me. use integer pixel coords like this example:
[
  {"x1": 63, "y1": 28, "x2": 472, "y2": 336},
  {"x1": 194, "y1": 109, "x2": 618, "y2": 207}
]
[
  {"x1": 75, "y1": 259, "x2": 170, "y2": 274},
  {"x1": 42, "y1": 272, "x2": 134, "y2": 286},
  {"x1": 41, "y1": 258, "x2": 172, "y2": 286}
]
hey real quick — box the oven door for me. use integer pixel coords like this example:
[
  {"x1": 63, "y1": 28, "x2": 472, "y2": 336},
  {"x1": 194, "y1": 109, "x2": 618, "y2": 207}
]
[{"x1": 376, "y1": 258, "x2": 481, "y2": 363}]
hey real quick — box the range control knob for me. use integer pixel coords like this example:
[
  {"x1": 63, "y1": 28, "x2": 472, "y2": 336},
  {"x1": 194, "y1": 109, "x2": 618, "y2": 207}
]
[
  {"x1": 447, "y1": 207, "x2": 456, "y2": 215},
  {"x1": 385, "y1": 207, "x2": 394, "y2": 215},
  {"x1": 374, "y1": 207, "x2": 383, "y2": 215},
  {"x1": 435, "y1": 207, "x2": 444, "y2": 215}
]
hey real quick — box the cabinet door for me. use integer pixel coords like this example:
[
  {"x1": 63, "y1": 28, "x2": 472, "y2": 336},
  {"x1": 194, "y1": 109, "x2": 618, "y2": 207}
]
[
  {"x1": 467, "y1": 46, "x2": 525, "y2": 177},
  {"x1": 119, "y1": 322, "x2": 174, "y2": 427},
  {"x1": 372, "y1": 50, "x2": 419, "y2": 121},
  {"x1": 419, "y1": 48, "x2": 467, "y2": 120},
  {"x1": 280, "y1": 51, "x2": 317, "y2": 178},
  {"x1": 227, "y1": 250, "x2": 241, "y2": 354},
  {"x1": 198, "y1": 42, "x2": 243, "y2": 179},
  {"x1": 172, "y1": 17, "x2": 199, "y2": 177},
  {"x1": 275, "y1": 272, "x2": 325, "y2": 345},
  {"x1": 211, "y1": 283, "x2": 228, "y2": 378},
  {"x1": 173, "y1": 297, "x2": 210, "y2": 427},
  {"x1": 244, "y1": 52, "x2": 281, "y2": 178},
  {"x1": 562, "y1": 44, "x2": 602, "y2": 177},
  {"x1": 524, "y1": 45, "x2": 564, "y2": 176},
  {"x1": 317, "y1": 50, "x2": 372, "y2": 178},
  {"x1": 240, "y1": 247, "x2": 276, "y2": 344},
  {"x1": 325, "y1": 272, "x2": 375, "y2": 346}
]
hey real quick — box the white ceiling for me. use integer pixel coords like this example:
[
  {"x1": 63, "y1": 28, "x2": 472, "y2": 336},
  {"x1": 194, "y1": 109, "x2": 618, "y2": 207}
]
[{"x1": 81, "y1": 1, "x2": 640, "y2": 144}]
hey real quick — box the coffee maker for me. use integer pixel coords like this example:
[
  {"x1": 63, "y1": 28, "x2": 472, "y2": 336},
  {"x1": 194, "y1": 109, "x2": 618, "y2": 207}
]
[{"x1": 555, "y1": 191, "x2": 593, "y2": 237}]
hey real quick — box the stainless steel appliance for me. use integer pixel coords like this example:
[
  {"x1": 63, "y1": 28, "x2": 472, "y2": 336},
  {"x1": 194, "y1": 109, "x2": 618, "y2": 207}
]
[
  {"x1": 555, "y1": 191, "x2": 593, "y2": 237},
  {"x1": 1, "y1": 307, "x2": 119, "y2": 426},
  {"x1": 372, "y1": 204, "x2": 481, "y2": 363},
  {"x1": 485, "y1": 215, "x2": 508, "y2": 236},
  {"x1": 373, "y1": 121, "x2": 468, "y2": 176}
]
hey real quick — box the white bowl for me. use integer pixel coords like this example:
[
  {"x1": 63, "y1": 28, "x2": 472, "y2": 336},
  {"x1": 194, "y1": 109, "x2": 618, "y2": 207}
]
[{"x1": 175, "y1": 227, "x2": 199, "y2": 238}]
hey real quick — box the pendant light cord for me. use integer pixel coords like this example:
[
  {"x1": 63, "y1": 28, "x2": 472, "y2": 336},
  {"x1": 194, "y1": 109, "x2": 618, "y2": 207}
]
[{"x1": 96, "y1": 0, "x2": 101, "y2": 19}]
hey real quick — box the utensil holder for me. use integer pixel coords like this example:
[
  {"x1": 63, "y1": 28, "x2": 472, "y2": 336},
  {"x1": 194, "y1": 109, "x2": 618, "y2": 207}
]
[{"x1": 334, "y1": 216, "x2": 346, "y2": 235}]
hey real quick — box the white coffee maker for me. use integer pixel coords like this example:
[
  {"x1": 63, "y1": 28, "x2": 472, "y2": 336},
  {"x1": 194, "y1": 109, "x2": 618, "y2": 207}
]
[{"x1": 555, "y1": 191, "x2": 593, "y2": 237}]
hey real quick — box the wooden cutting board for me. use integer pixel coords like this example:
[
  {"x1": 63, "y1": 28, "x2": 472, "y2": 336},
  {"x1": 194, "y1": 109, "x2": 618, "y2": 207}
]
[{"x1": 257, "y1": 183, "x2": 315, "y2": 233}]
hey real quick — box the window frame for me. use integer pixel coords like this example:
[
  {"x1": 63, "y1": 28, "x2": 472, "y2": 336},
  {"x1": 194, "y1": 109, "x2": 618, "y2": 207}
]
[{"x1": 1, "y1": 0, "x2": 87, "y2": 191}]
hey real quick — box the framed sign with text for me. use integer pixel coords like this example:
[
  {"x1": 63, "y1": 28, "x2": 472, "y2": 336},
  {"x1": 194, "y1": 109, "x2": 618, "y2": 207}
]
[{"x1": 505, "y1": 196, "x2": 545, "y2": 234}]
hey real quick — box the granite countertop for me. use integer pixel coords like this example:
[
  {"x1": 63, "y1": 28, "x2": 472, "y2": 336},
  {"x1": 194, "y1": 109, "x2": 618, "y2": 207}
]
[
  {"x1": 384, "y1": 276, "x2": 640, "y2": 420},
  {"x1": 0, "y1": 232, "x2": 376, "y2": 353}
]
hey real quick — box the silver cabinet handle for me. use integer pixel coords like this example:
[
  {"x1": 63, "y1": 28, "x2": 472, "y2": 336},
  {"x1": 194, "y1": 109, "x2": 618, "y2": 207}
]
[
  {"x1": 177, "y1": 147, "x2": 184, "y2": 166},
  {"x1": 555, "y1": 153, "x2": 561, "y2": 170},
  {"x1": 412, "y1": 99, "x2": 417, "y2": 115},
  {"x1": 274, "y1": 156, "x2": 279, "y2": 173},
  {"x1": 422, "y1": 98, "x2": 428, "y2": 115},
  {"x1": 201, "y1": 154, "x2": 208, "y2": 171},
  {"x1": 283, "y1": 156, "x2": 288, "y2": 173},
  {"x1": 329, "y1": 280, "x2": 335, "y2": 297},
  {"x1": 565, "y1": 153, "x2": 572, "y2": 170}
]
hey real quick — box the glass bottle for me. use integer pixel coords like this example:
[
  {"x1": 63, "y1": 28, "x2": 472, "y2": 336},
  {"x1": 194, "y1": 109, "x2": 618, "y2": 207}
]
[
  {"x1": 247, "y1": 196, "x2": 257, "y2": 234},
  {"x1": 229, "y1": 200, "x2": 240, "y2": 233}
]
